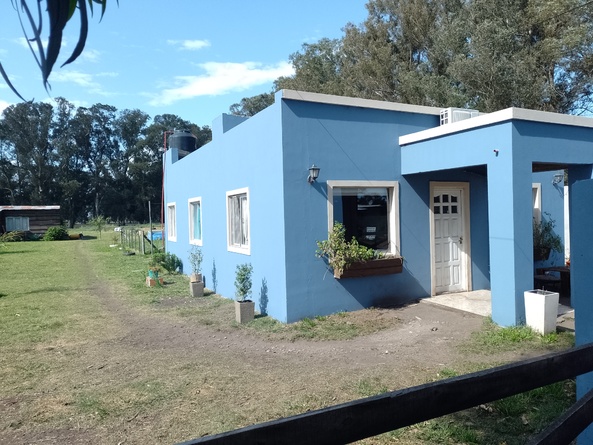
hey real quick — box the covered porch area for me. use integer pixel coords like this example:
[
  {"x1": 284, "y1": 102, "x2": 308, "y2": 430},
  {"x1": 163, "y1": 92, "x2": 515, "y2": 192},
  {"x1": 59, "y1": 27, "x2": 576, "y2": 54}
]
[{"x1": 400, "y1": 107, "x2": 593, "y2": 328}]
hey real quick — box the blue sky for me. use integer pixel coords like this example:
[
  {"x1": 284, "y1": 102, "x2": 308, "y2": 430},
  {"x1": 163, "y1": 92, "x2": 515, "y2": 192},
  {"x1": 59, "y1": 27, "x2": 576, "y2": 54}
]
[{"x1": 0, "y1": 1, "x2": 369, "y2": 127}]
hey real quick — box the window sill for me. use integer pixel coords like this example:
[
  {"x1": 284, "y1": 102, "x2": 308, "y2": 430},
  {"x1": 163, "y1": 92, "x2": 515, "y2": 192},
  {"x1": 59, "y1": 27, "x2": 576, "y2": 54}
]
[
  {"x1": 334, "y1": 257, "x2": 403, "y2": 279},
  {"x1": 228, "y1": 245, "x2": 251, "y2": 255}
]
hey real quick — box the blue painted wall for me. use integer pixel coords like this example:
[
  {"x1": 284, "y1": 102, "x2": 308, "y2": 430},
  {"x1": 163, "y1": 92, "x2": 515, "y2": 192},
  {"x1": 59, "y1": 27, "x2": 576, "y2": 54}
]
[
  {"x1": 164, "y1": 101, "x2": 290, "y2": 321},
  {"x1": 278, "y1": 99, "x2": 441, "y2": 321},
  {"x1": 571, "y1": 178, "x2": 593, "y2": 444}
]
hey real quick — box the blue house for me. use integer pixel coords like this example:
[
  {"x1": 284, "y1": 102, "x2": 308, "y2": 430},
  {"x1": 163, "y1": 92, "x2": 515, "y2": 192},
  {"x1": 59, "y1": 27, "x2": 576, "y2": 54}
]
[{"x1": 163, "y1": 90, "x2": 593, "y2": 327}]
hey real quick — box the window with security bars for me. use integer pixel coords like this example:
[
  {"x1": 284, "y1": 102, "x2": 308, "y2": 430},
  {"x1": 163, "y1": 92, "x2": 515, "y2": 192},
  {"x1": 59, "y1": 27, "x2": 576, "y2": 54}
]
[{"x1": 226, "y1": 188, "x2": 250, "y2": 254}]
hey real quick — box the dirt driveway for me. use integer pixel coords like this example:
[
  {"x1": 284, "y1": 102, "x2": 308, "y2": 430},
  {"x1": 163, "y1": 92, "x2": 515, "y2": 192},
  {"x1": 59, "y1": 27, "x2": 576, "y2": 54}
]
[{"x1": 0, "y1": 241, "x2": 560, "y2": 445}]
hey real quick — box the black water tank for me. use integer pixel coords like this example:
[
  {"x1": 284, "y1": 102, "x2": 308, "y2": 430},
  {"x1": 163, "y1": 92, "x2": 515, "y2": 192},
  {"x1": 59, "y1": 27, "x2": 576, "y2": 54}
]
[{"x1": 168, "y1": 129, "x2": 197, "y2": 153}]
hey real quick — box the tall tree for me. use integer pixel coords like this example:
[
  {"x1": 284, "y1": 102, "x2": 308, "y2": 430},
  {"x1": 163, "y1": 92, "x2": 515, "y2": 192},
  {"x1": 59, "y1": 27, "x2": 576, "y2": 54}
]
[
  {"x1": 276, "y1": 38, "x2": 346, "y2": 96},
  {"x1": 52, "y1": 97, "x2": 91, "y2": 227},
  {"x1": 269, "y1": 0, "x2": 593, "y2": 114},
  {"x1": 107, "y1": 108, "x2": 150, "y2": 222},
  {"x1": 0, "y1": 101, "x2": 57, "y2": 204},
  {"x1": 229, "y1": 93, "x2": 275, "y2": 117},
  {"x1": 71, "y1": 103, "x2": 118, "y2": 217},
  {"x1": 448, "y1": 0, "x2": 593, "y2": 113}
]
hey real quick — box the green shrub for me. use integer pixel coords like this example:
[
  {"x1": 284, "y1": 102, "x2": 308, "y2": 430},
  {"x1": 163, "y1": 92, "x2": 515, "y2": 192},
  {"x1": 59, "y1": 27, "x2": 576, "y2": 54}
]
[
  {"x1": 0, "y1": 231, "x2": 32, "y2": 242},
  {"x1": 316, "y1": 222, "x2": 377, "y2": 276},
  {"x1": 149, "y1": 252, "x2": 182, "y2": 274},
  {"x1": 43, "y1": 226, "x2": 69, "y2": 241}
]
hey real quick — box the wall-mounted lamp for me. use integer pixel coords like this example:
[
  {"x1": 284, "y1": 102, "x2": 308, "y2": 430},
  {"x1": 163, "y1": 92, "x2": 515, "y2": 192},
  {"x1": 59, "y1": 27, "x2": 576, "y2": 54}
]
[
  {"x1": 307, "y1": 164, "x2": 320, "y2": 184},
  {"x1": 552, "y1": 173, "x2": 564, "y2": 185}
]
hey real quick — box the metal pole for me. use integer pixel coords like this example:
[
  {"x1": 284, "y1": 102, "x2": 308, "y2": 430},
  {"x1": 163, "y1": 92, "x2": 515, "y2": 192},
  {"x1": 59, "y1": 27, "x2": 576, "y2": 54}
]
[{"x1": 148, "y1": 201, "x2": 153, "y2": 255}]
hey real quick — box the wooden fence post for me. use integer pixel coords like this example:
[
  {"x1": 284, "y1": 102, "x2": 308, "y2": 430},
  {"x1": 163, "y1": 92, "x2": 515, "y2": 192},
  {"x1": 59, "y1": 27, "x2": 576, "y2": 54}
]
[{"x1": 140, "y1": 230, "x2": 145, "y2": 254}]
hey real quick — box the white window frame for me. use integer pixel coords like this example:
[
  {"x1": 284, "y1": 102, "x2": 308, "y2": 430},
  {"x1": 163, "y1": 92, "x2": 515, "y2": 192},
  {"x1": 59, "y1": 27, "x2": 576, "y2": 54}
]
[
  {"x1": 188, "y1": 197, "x2": 203, "y2": 246},
  {"x1": 167, "y1": 202, "x2": 177, "y2": 242},
  {"x1": 6, "y1": 216, "x2": 29, "y2": 231},
  {"x1": 226, "y1": 187, "x2": 250, "y2": 255},
  {"x1": 532, "y1": 183, "x2": 542, "y2": 224},
  {"x1": 326, "y1": 180, "x2": 400, "y2": 255}
]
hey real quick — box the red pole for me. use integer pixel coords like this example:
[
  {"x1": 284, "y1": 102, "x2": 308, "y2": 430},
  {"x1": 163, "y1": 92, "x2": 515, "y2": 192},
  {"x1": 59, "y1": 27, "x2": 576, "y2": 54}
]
[{"x1": 161, "y1": 130, "x2": 174, "y2": 242}]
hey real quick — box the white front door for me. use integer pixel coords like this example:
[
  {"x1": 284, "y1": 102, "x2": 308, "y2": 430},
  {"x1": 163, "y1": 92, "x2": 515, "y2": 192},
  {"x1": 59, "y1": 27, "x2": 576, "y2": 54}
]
[{"x1": 432, "y1": 184, "x2": 469, "y2": 294}]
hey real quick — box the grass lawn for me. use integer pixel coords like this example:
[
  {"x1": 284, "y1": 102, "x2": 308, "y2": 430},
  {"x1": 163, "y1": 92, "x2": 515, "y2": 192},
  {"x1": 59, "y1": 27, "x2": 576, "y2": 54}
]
[{"x1": 0, "y1": 234, "x2": 577, "y2": 444}]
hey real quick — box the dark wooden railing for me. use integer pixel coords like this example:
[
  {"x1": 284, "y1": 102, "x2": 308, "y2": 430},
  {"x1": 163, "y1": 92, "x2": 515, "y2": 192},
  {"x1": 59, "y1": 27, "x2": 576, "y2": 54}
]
[{"x1": 178, "y1": 343, "x2": 593, "y2": 445}]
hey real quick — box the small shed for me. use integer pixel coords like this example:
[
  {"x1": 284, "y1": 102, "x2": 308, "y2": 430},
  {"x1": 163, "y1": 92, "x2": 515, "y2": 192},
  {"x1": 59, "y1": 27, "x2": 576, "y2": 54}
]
[{"x1": 0, "y1": 206, "x2": 61, "y2": 234}]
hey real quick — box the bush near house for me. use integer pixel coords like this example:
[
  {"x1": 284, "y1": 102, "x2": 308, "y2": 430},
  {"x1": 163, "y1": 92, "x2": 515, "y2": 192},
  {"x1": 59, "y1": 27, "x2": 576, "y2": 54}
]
[
  {"x1": 149, "y1": 251, "x2": 182, "y2": 274},
  {"x1": 43, "y1": 226, "x2": 69, "y2": 241}
]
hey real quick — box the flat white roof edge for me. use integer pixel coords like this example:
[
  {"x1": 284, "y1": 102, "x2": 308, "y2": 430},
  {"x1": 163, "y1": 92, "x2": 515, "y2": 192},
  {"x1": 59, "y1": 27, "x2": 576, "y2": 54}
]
[
  {"x1": 400, "y1": 107, "x2": 593, "y2": 146},
  {"x1": 280, "y1": 90, "x2": 442, "y2": 116},
  {"x1": 0, "y1": 205, "x2": 60, "y2": 210}
]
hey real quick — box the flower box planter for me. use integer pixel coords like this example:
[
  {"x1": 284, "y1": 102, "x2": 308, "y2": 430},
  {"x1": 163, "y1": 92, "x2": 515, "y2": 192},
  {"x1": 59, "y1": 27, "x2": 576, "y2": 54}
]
[
  {"x1": 334, "y1": 256, "x2": 403, "y2": 279},
  {"x1": 235, "y1": 300, "x2": 255, "y2": 324},
  {"x1": 524, "y1": 289, "x2": 559, "y2": 335}
]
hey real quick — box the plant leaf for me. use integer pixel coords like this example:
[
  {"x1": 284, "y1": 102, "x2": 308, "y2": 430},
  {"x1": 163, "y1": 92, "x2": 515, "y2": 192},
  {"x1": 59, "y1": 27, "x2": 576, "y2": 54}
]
[
  {"x1": 0, "y1": 61, "x2": 27, "y2": 102},
  {"x1": 61, "y1": 0, "x2": 88, "y2": 67},
  {"x1": 45, "y1": 0, "x2": 71, "y2": 86}
]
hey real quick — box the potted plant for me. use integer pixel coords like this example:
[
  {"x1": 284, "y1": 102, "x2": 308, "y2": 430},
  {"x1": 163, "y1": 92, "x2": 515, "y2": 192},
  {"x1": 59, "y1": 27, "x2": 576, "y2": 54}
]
[
  {"x1": 234, "y1": 263, "x2": 254, "y2": 323},
  {"x1": 146, "y1": 265, "x2": 164, "y2": 287},
  {"x1": 188, "y1": 245, "x2": 203, "y2": 282},
  {"x1": 524, "y1": 289, "x2": 559, "y2": 335},
  {"x1": 316, "y1": 222, "x2": 403, "y2": 279},
  {"x1": 188, "y1": 246, "x2": 204, "y2": 297},
  {"x1": 533, "y1": 214, "x2": 562, "y2": 261}
]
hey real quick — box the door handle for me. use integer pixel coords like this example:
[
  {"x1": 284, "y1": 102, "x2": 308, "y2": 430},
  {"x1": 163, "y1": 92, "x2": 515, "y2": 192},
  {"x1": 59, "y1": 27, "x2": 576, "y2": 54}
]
[{"x1": 459, "y1": 236, "x2": 463, "y2": 245}]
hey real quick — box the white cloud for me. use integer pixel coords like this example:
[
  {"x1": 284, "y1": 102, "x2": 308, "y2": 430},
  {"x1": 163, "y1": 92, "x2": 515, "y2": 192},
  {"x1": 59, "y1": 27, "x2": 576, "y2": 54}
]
[
  {"x1": 15, "y1": 36, "x2": 49, "y2": 50},
  {"x1": 50, "y1": 70, "x2": 116, "y2": 97},
  {"x1": 0, "y1": 99, "x2": 12, "y2": 115},
  {"x1": 167, "y1": 39, "x2": 211, "y2": 51},
  {"x1": 96, "y1": 72, "x2": 119, "y2": 78},
  {"x1": 80, "y1": 49, "x2": 101, "y2": 62},
  {"x1": 148, "y1": 61, "x2": 294, "y2": 106},
  {"x1": 51, "y1": 70, "x2": 97, "y2": 88}
]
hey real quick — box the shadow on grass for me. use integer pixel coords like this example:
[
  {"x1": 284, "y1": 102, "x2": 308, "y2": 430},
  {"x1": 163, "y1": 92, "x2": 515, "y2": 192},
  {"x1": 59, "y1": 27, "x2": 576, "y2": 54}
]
[
  {"x1": 0, "y1": 293, "x2": 7, "y2": 298},
  {"x1": 0, "y1": 250, "x2": 27, "y2": 255},
  {"x1": 22, "y1": 286, "x2": 88, "y2": 296}
]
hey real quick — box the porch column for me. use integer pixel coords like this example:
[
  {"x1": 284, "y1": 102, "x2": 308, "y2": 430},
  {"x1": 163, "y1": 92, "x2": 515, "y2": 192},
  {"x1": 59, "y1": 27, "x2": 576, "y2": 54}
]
[
  {"x1": 571, "y1": 174, "x2": 593, "y2": 444},
  {"x1": 487, "y1": 156, "x2": 533, "y2": 326}
]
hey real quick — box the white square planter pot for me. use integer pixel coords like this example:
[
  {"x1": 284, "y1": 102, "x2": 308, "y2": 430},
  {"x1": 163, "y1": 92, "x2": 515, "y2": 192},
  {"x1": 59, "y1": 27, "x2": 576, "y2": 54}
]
[
  {"x1": 524, "y1": 290, "x2": 559, "y2": 335},
  {"x1": 189, "y1": 281, "x2": 204, "y2": 297},
  {"x1": 235, "y1": 300, "x2": 255, "y2": 324}
]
